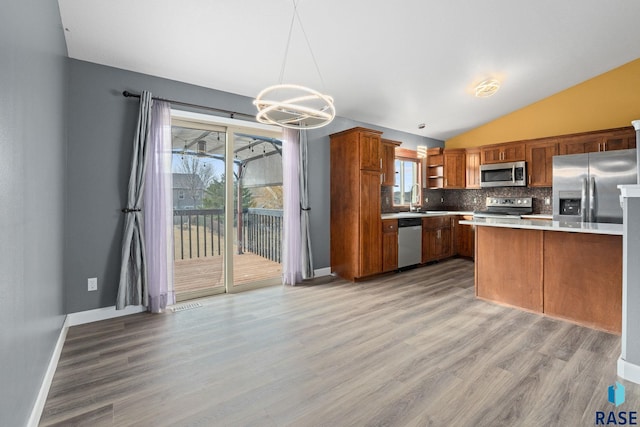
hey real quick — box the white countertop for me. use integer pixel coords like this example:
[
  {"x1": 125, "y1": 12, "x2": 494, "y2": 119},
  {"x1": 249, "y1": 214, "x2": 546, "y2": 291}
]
[
  {"x1": 520, "y1": 214, "x2": 553, "y2": 220},
  {"x1": 381, "y1": 211, "x2": 474, "y2": 219},
  {"x1": 460, "y1": 217, "x2": 623, "y2": 235}
]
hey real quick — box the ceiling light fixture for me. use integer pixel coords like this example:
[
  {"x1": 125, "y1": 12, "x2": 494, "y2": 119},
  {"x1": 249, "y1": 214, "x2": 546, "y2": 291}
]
[
  {"x1": 253, "y1": 0, "x2": 335, "y2": 129},
  {"x1": 475, "y1": 79, "x2": 501, "y2": 97}
]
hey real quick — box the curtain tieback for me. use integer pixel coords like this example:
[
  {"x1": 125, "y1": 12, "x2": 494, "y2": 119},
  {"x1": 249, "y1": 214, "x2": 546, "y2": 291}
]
[
  {"x1": 121, "y1": 208, "x2": 142, "y2": 213},
  {"x1": 301, "y1": 207, "x2": 311, "y2": 211}
]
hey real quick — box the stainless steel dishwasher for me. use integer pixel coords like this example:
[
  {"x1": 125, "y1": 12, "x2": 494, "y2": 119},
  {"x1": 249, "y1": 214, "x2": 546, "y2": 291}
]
[{"x1": 397, "y1": 217, "x2": 422, "y2": 268}]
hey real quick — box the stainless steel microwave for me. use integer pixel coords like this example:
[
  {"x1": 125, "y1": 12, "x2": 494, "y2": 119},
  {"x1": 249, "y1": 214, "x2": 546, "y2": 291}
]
[{"x1": 480, "y1": 161, "x2": 527, "y2": 188}]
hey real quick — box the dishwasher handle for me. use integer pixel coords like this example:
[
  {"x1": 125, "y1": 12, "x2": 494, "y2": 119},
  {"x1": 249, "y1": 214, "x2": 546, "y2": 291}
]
[{"x1": 398, "y1": 218, "x2": 423, "y2": 227}]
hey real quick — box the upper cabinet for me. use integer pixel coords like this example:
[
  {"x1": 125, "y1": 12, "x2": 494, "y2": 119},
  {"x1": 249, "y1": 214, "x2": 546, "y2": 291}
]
[
  {"x1": 425, "y1": 148, "x2": 465, "y2": 189},
  {"x1": 443, "y1": 149, "x2": 466, "y2": 189},
  {"x1": 480, "y1": 141, "x2": 525, "y2": 164},
  {"x1": 381, "y1": 139, "x2": 401, "y2": 186},
  {"x1": 603, "y1": 128, "x2": 636, "y2": 151},
  {"x1": 525, "y1": 139, "x2": 557, "y2": 187},
  {"x1": 448, "y1": 126, "x2": 635, "y2": 189},
  {"x1": 558, "y1": 134, "x2": 602, "y2": 155},
  {"x1": 557, "y1": 127, "x2": 636, "y2": 155},
  {"x1": 465, "y1": 148, "x2": 481, "y2": 189},
  {"x1": 426, "y1": 147, "x2": 444, "y2": 189},
  {"x1": 358, "y1": 128, "x2": 383, "y2": 170}
]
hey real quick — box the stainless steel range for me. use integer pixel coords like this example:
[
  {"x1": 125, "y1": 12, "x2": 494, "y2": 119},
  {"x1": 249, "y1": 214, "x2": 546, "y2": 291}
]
[{"x1": 473, "y1": 197, "x2": 533, "y2": 219}]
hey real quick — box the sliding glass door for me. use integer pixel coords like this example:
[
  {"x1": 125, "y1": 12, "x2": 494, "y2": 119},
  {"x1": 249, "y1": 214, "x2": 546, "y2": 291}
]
[{"x1": 170, "y1": 112, "x2": 282, "y2": 300}]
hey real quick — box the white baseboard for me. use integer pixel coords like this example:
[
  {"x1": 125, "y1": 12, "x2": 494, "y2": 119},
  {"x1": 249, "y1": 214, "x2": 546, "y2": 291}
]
[
  {"x1": 618, "y1": 357, "x2": 640, "y2": 384},
  {"x1": 27, "y1": 319, "x2": 68, "y2": 427},
  {"x1": 28, "y1": 305, "x2": 146, "y2": 425},
  {"x1": 65, "y1": 305, "x2": 146, "y2": 327},
  {"x1": 313, "y1": 267, "x2": 332, "y2": 277}
]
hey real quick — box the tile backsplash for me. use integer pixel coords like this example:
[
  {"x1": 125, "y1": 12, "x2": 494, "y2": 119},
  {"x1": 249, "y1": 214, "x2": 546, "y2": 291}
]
[{"x1": 382, "y1": 186, "x2": 553, "y2": 214}]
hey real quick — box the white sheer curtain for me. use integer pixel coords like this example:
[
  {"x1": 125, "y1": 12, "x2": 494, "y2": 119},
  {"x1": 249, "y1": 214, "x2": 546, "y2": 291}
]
[
  {"x1": 144, "y1": 100, "x2": 175, "y2": 312},
  {"x1": 299, "y1": 129, "x2": 314, "y2": 279},
  {"x1": 282, "y1": 128, "x2": 302, "y2": 285}
]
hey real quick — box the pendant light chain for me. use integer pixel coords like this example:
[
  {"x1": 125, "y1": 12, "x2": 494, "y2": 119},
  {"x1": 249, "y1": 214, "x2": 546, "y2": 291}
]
[
  {"x1": 292, "y1": 1, "x2": 327, "y2": 91},
  {"x1": 278, "y1": 0, "x2": 298, "y2": 84}
]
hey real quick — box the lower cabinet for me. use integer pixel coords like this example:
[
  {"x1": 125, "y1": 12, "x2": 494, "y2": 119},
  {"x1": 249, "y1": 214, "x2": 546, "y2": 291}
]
[
  {"x1": 422, "y1": 216, "x2": 452, "y2": 263},
  {"x1": 382, "y1": 219, "x2": 398, "y2": 272},
  {"x1": 456, "y1": 215, "x2": 475, "y2": 259},
  {"x1": 476, "y1": 227, "x2": 544, "y2": 313}
]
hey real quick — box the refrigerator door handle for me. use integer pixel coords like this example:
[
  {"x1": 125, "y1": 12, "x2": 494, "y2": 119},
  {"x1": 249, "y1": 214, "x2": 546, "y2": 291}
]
[
  {"x1": 581, "y1": 178, "x2": 588, "y2": 222},
  {"x1": 589, "y1": 177, "x2": 596, "y2": 222}
]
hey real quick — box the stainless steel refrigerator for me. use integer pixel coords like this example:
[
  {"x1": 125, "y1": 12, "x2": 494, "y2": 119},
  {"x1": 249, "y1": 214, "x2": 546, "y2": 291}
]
[{"x1": 552, "y1": 149, "x2": 637, "y2": 223}]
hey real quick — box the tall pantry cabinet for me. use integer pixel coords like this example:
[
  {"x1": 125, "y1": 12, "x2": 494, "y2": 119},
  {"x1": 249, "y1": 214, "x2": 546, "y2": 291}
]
[{"x1": 330, "y1": 127, "x2": 384, "y2": 281}]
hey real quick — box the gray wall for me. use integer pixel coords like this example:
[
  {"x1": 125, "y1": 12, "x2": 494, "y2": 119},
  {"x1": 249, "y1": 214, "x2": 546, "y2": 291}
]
[
  {"x1": 65, "y1": 59, "x2": 442, "y2": 312},
  {"x1": 0, "y1": 1, "x2": 68, "y2": 426},
  {"x1": 65, "y1": 59, "x2": 258, "y2": 313}
]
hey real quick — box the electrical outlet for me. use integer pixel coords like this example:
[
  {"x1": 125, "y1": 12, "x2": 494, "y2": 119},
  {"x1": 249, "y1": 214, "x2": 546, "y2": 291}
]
[
  {"x1": 425, "y1": 197, "x2": 429, "y2": 203},
  {"x1": 473, "y1": 197, "x2": 477, "y2": 203},
  {"x1": 440, "y1": 197, "x2": 444, "y2": 203},
  {"x1": 545, "y1": 197, "x2": 551, "y2": 205},
  {"x1": 88, "y1": 277, "x2": 97, "y2": 291}
]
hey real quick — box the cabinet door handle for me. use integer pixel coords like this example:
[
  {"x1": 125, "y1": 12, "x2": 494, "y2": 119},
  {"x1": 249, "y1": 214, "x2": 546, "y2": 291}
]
[
  {"x1": 380, "y1": 174, "x2": 383, "y2": 184},
  {"x1": 380, "y1": 158, "x2": 383, "y2": 169},
  {"x1": 528, "y1": 175, "x2": 531, "y2": 185},
  {"x1": 603, "y1": 141, "x2": 607, "y2": 151}
]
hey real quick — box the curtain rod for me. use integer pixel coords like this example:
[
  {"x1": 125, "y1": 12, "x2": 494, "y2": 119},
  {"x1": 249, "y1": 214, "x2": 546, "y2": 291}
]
[{"x1": 122, "y1": 91, "x2": 257, "y2": 121}]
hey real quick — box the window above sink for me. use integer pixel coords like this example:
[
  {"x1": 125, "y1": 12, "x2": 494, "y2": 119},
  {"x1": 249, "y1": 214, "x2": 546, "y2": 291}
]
[{"x1": 393, "y1": 149, "x2": 422, "y2": 208}]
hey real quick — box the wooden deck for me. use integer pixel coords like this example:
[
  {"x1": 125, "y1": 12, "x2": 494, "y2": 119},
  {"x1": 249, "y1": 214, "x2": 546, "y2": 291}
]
[{"x1": 174, "y1": 252, "x2": 282, "y2": 295}]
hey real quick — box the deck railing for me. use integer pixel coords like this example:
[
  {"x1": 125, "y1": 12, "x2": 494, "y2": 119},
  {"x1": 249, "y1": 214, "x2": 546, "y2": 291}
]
[
  {"x1": 242, "y1": 208, "x2": 283, "y2": 263},
  {"x1": 173, "y1": 208, "x2": 283, "y2": 263}
]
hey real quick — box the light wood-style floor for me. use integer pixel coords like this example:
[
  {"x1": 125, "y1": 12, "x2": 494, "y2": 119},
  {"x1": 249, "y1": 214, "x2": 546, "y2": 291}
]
[{"x1": 39, "y1": 258, "x2": 639, "y2": 426}]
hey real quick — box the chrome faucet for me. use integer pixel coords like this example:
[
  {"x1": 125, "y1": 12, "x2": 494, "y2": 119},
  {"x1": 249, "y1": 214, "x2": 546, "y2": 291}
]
[{"x1": 409, "y1": 183, "x2": 420, "y2": 211}]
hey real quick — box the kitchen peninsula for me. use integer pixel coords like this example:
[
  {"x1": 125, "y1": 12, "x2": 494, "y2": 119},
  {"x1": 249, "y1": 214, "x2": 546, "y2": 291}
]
[{"x1": 461, "y1": 217, "x2": 623, "y2": 333}]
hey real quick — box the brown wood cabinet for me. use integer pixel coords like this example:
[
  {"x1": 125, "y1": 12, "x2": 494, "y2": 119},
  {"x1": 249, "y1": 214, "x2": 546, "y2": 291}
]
[
  {"x1": 422, "y1": 216, "x2": 452, "y2": 263},
  {"x1": 543, "y1": 232, "x2": 622, "y2": 334},
  {"x1": 382, "y1": 219, "x2": 398, "y2": 272},
  {"x1": 557, "y1": 127, "x2": 636, "y2": 155},
  {"x1": 525, "y1": 139, "x2": 557, "y2": 187},
  {"x1": 475, "y1": 225, "x2": 622, "y2": 333},
  {"x1": 476, "y1": 227, "x2": 544, "y2": 312},
  {"x1": 480, "y1": 141, "x2": 525, "y2": 164},
  {"x1": 558, "y1": 133, "x2": 602, "y2": 155},
  {"x1": 330, "y1": 127, "x2": 383, "y2": 280},
  {"x1": 381, "y1": 139, "x2": 400, "y2": 186},
  {"x1": 426, "y1": 148, "x2": 444, "y2": 189},
  {"x1": 443, "y1": 149, "x2": 466, "y2": 189},
  {"x1": 456, "y1": 215, "x2": 475, "y2": 259},
  {"x1": 359, "y1": 131, "x2": 383, "y2": 170},
  {"x1": 603, "y1": 128, "x2": 636, "y2": 151},
  {"x1": 465, "y1": 148, "x2": 481, "y2": 189}
]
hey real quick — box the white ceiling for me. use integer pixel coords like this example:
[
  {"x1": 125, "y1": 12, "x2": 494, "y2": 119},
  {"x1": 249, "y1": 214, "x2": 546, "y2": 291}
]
[{"x1": 57, "y1": 0, "x2": 640, "y2": 141}]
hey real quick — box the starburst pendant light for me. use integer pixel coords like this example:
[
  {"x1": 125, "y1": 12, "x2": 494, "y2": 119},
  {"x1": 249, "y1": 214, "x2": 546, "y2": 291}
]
[{"x1": 253, "y1": 0, "x2": 335, "y2": 129}]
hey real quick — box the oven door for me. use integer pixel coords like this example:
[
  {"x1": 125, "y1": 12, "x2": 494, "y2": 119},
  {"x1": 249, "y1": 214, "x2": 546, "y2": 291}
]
[{"x1": 480, "y1": 161, "x2": 527, "y2": 187}]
